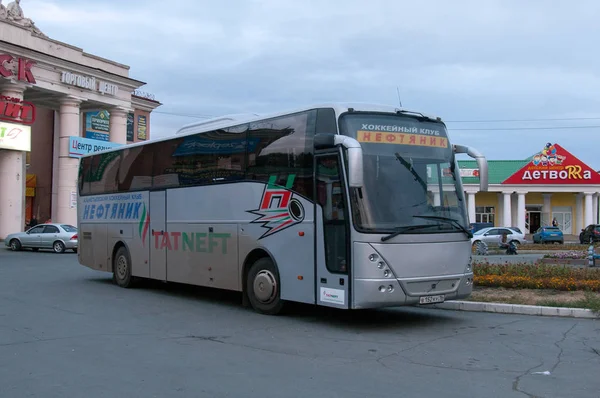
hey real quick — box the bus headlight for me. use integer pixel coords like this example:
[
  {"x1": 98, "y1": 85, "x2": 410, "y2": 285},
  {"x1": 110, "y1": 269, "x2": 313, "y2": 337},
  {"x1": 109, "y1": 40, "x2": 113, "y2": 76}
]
[
  {"x1": 383, "y1": 269, "x2": 390, "y2": 278},
  {"x1": 369, "y1": 253, "x2": 379, "y2": 262},
  {"x1": 465, "y1": 255, "x2": 472, "y2": 272}
]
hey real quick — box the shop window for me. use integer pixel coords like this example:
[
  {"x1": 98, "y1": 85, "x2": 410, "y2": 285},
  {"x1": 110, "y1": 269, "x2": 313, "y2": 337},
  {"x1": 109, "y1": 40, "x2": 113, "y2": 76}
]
[
  {"x1": 475, "y1": 206, "x2": 495, "y2": 224},
  {"x1": 246, "y1": 110, "x2": 316, "y2": 199}
]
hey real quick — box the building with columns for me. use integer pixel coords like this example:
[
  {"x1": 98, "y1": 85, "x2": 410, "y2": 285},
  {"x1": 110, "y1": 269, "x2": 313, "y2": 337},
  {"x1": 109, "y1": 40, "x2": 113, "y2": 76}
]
[
  {"x1": 459, "y1": 142, "x2": 600, "y2": 237},
  {"x1": 0, "y1": 12, "x2": 161, "y2": 240}
]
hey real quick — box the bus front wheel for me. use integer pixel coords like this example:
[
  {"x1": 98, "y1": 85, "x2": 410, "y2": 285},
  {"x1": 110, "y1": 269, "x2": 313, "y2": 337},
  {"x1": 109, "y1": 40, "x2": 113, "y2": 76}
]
[
  {"x1": 113, "y1": 246, "x2": 134, "y2": 288},
  {"x1": 246, "y1": 257, "x2": 284, "y2": 315}
]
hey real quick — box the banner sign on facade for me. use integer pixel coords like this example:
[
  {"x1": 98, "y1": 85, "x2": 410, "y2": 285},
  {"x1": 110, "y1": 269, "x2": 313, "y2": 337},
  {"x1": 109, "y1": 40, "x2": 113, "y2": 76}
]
[
  {"x1": 0, "y1": 95, "x2": 36, "y2": 125},
  {"x1": 0, "y1": 54, "x2": 36, "y2": 84},
  {"x1": 69, "y1": 136, "x2": 122, "y2": 158},
  {"x1": 460, "y1": 168, "x2": 480, "y2": 177},
  {"x1": 137, "y1": 115, "x2": 147, "y2": 140},
  {"x1": 0, "y1": 121, "x2": 31, "y2": 151},
  {"x1": 85, "y1": 110, "x2": 110, "y2": 141},
  {"x1": 126, "y1": 112, "x2": 134, "y2": 142},
  {"x1": 61, "y1": 71, "x2": 118, "y2": 96},
  {"x1": 503, "y1": 143, "x2": 600, "y2": 185}
]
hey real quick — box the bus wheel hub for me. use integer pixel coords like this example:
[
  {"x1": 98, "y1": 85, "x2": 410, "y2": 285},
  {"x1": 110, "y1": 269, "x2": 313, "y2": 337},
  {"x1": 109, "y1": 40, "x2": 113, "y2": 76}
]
[
  {"x1": 254, "y1": 270, "x2": 277, "y2": 303},
  {"x1": 117, "y1": 256, "x2": 127, "y2": 278}
]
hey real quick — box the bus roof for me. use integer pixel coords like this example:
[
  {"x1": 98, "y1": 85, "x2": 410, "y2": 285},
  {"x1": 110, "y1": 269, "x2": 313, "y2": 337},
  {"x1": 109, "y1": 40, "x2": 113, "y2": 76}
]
[
  {"x1": 175, "y1": 102, "x2": 441, "y2": 136},
  {"x1": 81, "y1": 102, "x2": 443, "y2": 159}
]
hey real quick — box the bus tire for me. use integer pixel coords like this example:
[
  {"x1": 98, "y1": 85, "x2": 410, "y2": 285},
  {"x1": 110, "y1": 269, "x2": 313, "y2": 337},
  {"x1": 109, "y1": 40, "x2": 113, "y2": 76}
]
[
  {"x1": 113, "y1": 246, "x2": 134, "y2": 288},
  {"x1": 246, "y1": 257, "x2": 284, "y2": 315}
]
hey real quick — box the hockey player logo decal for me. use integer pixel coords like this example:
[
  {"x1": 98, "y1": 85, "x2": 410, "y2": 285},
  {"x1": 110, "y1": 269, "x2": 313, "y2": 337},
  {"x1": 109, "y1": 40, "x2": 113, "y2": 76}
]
[{"x1": 248, "y1": 175, "x2": 305, "y2": 239}]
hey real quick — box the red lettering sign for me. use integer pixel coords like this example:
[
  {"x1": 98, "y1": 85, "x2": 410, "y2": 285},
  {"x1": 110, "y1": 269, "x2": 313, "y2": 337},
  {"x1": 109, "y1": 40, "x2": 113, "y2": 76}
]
[
  {"x1": 503, "y1": 143, "x2": 600, "y2": 185},
  {"x1": 0, "y1": 95, "x2": 36, "y2": 125},
  {"x1": 0, "y1": 54, "x2": 36, "y2": 84}
]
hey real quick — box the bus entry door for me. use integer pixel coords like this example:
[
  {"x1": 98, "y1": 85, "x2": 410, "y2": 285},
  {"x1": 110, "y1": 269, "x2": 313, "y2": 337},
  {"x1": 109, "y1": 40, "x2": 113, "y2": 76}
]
[
  {"x1": 149, "y1": 191, "x2": 167, "y2": 281},
  {"x1": 315, "y1": 151, "x2": 350, "y2": 309}
]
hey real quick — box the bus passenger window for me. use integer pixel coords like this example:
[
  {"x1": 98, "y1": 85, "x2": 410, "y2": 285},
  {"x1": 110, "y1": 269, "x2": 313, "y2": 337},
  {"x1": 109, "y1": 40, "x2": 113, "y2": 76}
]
[{"x1": 246, "y1": 111, "x2": 316, "y2": 199}]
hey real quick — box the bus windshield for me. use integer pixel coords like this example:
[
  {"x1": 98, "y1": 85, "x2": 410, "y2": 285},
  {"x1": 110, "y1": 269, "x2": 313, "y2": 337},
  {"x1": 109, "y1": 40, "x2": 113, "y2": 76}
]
[{"x1": 339, "y1": 113, "x2": 468, "y2": 234}]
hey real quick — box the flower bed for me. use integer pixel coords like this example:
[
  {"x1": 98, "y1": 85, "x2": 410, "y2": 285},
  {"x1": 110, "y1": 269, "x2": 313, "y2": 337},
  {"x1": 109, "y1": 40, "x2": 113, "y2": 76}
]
[
  {"x1": 475, "y1": 275, "x2": 600, "y2": 291},
  {"x1": 519, "y1": 243, "x2": 589, "y2": 251},
  {"x1": 543, "y1": 251, "x2": 587, "y2": 259},
  {"x1": 539, "y1": 250, "x2": 588, "y2": 265},
  {"x1": 540, "y1": 258, "x2": 588, "y2": 266},
  {"x1": 473, "y1": 262, "x2": 600, "y2": 292}
]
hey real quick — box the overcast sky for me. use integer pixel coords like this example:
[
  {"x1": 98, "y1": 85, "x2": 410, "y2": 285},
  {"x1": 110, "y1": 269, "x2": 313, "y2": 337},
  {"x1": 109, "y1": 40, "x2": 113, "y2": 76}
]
[{"x1": 25, "y1": 0, "x2": 600, "y2": 167}]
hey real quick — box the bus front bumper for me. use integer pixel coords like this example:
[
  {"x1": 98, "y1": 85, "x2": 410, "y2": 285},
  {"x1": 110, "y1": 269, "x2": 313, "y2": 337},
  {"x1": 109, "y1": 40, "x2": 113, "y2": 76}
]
[{"x1": 352, "y1": 273, "x2": 474, "y2": 309}]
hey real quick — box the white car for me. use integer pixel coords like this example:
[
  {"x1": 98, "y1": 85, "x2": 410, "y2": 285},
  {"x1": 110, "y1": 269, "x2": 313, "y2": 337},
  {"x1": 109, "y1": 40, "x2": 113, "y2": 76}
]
[{"x1": 471, "y1": 227, "x2": 527, "y2": 249}]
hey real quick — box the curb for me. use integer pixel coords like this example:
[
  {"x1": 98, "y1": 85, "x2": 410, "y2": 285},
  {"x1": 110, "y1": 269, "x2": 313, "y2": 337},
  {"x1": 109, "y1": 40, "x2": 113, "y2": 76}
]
[{"x1": 426, "y1": 300, "x2": 600, "y2": 319}]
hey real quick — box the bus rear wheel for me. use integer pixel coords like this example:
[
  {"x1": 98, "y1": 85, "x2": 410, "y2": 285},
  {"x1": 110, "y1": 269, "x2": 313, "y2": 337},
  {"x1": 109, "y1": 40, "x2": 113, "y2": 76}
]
[
  {"x1": 113, "y1": 246, "x2": 134, "y2": 288},
  {"x1": 246, "y1": 257, "x2": 284, "y2": 315}
]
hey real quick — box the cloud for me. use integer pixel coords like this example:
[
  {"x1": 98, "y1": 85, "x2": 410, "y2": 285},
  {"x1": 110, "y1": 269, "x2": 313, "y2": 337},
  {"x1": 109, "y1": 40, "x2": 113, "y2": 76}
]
[{"x1": 19, "y1": 0, "x2": 600, "y2": 168}]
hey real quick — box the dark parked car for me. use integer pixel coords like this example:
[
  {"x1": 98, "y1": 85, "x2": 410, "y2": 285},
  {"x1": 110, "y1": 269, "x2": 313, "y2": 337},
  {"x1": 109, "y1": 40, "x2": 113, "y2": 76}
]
[
  {"x1": 532, "y1": 226, "x2": 563, "y2": 244},
  {"x1": 579, "y1": 224, "x2": 600, "y2": 244}
]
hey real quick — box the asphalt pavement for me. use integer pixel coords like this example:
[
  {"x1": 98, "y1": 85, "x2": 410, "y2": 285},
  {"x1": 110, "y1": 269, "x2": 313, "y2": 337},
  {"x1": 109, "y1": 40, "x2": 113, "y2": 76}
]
[{"x1": 1, "y1": 249, "x2": 599, "y2": 398}]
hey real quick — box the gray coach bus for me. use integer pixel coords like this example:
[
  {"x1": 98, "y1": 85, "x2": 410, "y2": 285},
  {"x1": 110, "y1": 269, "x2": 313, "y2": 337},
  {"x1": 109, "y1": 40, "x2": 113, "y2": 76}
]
[{"x1": 77, "y1": 103, "x2": 488, "y2": 315}]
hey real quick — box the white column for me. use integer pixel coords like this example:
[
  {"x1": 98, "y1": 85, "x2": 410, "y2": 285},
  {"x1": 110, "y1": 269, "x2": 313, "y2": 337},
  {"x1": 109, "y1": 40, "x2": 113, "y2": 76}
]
[
  {"x1": 502, "y1": 192, "x2": 512, "y2": 227},
  {"x1": 51, "y1": 110, "x2": 60, "y2": 221},
  {"x1": 511, "y1": 193, "x2": 518, "y2": 227},
  {"x1": 467, "y1": 192, "x2": 476, "y2": 223},
  {"x1": 576, "y1": 194, "x2": 584, "y2": 233},
  {"x1": 433, "y1": 192, "x2": 441, "y2": 207},
  {"x1": 593, "y1": 194, "x2": 599, "y2": 224},
  {"x1": 496, "y1": 193, "x2": 504, "y2": 227},
  {"x1": 517, "y1": 192, "x2": 526, "y2": 234},
  {"x1": 584, "y1": 192, "x2": 594, "y2": 228},
  {"x1": 542, "y1": 193, "x2": 552, "y2": 226},
  {"x1": 0, "y1": 83, "x2": 27, "y2": 239},
  {"x1": 109, "y1": 107, "x2": 128, "y2": 144},
  {"x1": 55, "y1": 97, "x2": 83, "y2": 226}
]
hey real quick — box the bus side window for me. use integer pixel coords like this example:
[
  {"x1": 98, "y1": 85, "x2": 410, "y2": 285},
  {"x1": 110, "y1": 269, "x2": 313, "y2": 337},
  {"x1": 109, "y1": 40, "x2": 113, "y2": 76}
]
[
  {"x1": 247, "y1": 110, "x2": 316, "y2": 199},
  {"x1": 118, "y1": 145, "x2": 155, "y2": 191},
  {"x1": 79, "y1": 156, "x2": 93, "y2": 196},
  {"x1": 153, "y1": 130, "x2": 247, "y2": 188}
]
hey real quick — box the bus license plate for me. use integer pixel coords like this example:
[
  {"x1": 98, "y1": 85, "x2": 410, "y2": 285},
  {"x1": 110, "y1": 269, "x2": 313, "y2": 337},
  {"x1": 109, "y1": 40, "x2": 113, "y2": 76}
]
[{"x1": 419, "y1": 295, "x2": 445, "y2": 304}]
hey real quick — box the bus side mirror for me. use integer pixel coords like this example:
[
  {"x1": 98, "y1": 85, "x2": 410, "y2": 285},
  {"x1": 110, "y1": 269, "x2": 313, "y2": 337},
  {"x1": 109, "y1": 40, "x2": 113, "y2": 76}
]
[
  {"x1": 314, "y1": 134, "x2": 336, "y2": 149},
  {"x1": 334, "y1": 135, "x2": 363, "y2": 188},
  {"x1": 453, "y1": 144, "x2": 488, "y2": 192}
]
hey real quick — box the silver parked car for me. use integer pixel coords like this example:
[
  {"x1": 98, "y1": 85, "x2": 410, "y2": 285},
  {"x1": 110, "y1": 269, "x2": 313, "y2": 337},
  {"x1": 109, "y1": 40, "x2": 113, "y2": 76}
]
[
  {"x1": 4, "y1": 223, "x2": 78, "y2": 253},
  {"x1": 471, "y1": 226, "x2": 527, "y2": 250}
]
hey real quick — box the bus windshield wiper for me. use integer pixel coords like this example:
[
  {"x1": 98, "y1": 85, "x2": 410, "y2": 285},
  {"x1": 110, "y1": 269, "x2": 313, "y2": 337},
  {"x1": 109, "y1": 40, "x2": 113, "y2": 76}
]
[
  {"x1": 381, "y1": 224, "x2": 440, "y2": 242},
  {"x1": 395, "y1": 152, "x2": 428, "y2": 192},
  {"x1": 413, "y1": 215, "x2": 473, "y2": 238}
]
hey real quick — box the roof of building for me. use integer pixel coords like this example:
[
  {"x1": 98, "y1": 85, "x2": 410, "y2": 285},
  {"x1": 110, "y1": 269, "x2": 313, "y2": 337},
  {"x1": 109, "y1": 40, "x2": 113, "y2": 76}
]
[{"x1": 458, "y1": 159, "x2": 529, "y2": 184}]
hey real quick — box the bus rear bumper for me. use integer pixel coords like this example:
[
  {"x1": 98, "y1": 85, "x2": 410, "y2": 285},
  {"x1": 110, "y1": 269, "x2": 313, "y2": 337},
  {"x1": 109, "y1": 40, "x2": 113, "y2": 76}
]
[{"x1": 352, "y1": 273, "x2": 473, "y2": 309}]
